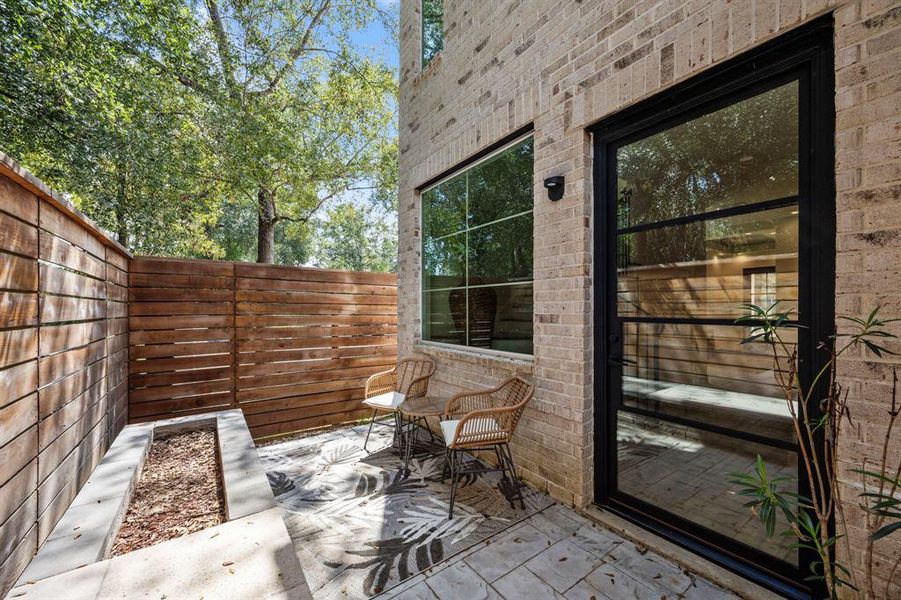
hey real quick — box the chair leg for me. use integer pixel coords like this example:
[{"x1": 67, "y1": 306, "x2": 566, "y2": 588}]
[
  {"x1": 440, "y1": 447, "x2": 450, "y2": 483},
  {"x1": 391, "y1": 410, "x2": 402, "y2": 449},
  {"x1": 402, "y1": 415, "x2": 416, "y2": 476},
  {"x1": 448, "y1": 450, "x2": 461, "y2": 519},
  {"x1": 493, "y1": 446, "x2": 508, "y2": 481},
  {"x1": 501, "y1": 443, "x2": 525, "y2": 509},
  {"x1": 363, "y1": 409, "x2": 378, "y2": 452}
]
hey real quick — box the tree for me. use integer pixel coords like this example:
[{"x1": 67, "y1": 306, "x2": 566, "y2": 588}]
[
  {"x1": 0, "y1": 0, "x2": 398, "y2": 264},
  {"x1": 0, "y1": 0, "x2": 223, "y2": 257},
  {"x1": 156, "y1": 0, "x2": 397, "y2": 262},
  {"x1": 314, "y1": 202, "x2": 396, "y2": 272}
]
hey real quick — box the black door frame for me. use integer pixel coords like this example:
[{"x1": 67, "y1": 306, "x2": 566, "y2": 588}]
[{"x1": 589, "y1": 16, "x2": 835, "y2": 599}]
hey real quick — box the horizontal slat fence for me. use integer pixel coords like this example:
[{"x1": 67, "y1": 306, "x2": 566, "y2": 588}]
[
  {"x1": 0, "y1": 158, "x2": 130, "y2": 598},
  {"x1": 128, "y1": 257, "x2": 398, "y2": 438}
]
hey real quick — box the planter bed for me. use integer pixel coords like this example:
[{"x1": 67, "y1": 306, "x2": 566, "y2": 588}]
[
  {"x1": 111, "y1": 425, "x2": 225, "y2": 555},
  {"x1": 7, "y1": 410, "x2": 312, "y2": 600}
]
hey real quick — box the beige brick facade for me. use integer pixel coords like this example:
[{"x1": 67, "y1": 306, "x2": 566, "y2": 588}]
[{"x1": 398, "y1": 0, "x2": 900, "y2": 594}]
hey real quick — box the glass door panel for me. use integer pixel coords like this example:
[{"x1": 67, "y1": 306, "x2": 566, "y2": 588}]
[
  {"x1": 617, "y1": 412, "x2": 798, "y2": 564},
  {"x1": 608, "y1": 79, "x2": 803, "y2": 567}
]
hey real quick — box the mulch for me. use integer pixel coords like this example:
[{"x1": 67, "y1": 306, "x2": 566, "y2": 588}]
[{"x1": 110, "y1": 426, "x2": 226, "y2": 556}]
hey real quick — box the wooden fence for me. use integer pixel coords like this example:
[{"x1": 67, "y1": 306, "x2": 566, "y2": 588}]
[
  {"x1": 0, "y1": 157, "x2": 129, "y2": 596},
  {"x1": 128, "y1": 257, "x2": 398, "y2": 438}
]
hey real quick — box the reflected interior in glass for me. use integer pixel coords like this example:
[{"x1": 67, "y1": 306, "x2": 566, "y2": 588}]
[
  {"x1": 421, "y1": 137, "x2": 534, "y2": 354},
  {"x1": 621, "y1": 323, "x2": 797, "y2": 441},
  {"x1": 610, "y1": 76, "x2": 804, "y2": 570},
  {"x1": 617, "y1": 206, "x2": 799, "y2": 320}
]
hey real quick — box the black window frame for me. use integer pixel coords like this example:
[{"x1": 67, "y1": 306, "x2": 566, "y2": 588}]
[
  {"x1": 589, "y1": 16, "x2": 834, "y2": 599},
  {"x1": 418, "y1": 126, "x2": 536, "y2": 357}
]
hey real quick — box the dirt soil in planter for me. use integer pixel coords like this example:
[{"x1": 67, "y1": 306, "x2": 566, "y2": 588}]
[{"x1": 110, "y1": 426, "x2": 225, "y2": 555}]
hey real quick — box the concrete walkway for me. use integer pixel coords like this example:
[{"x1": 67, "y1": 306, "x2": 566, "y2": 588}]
[{"x1": 376, "y1": 504, "x2": 741, "y2": 600}]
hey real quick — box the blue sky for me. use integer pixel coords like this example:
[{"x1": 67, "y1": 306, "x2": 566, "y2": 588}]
[{"x1": 350, "y1": 1, "x2": 399, "y2": 72}]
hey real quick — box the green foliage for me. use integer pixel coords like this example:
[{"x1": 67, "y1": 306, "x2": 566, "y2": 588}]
[
  {"x1": 0, "y1": 0, "x2": 398, "y2": 264},
  {"x1": 852, "y1": 469, "x2": 901, "y2": 541},
  {"x1": 729, "y1": 455, "x2": 797, "y2": 537},
  {"x1": 314, "y1": 202, "x2": 396, "y2": 272},
  {"x1": 729, "y1": 304, "x2": 900, "y2": 597}
]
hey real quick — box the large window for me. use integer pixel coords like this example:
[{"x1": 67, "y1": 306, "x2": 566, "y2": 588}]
[
  {"x1": 421, "y1": 136, "x2": 534, "y2": 355},
  {"x1": 421, "y1": 0, "x2": 443, "y2": 68}
]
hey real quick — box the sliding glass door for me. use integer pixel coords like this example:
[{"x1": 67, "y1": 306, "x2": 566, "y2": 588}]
[{"x1": 593, "y1": 20, "x2": 833, "y2": 596}]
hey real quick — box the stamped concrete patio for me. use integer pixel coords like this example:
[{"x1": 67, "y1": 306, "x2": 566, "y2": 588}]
[
  {"x1": 261, "y1": 424, "x2": 741, "y2": 600},
  {"x1": 376, "y1": 504, "x2": 740, "y2": 600}
]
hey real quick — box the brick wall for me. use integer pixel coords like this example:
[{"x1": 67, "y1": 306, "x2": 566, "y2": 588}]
[{"x1": 398, "y1": 0, "x2": 900, "y2": 593}]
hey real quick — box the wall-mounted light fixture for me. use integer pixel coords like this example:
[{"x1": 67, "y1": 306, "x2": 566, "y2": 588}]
[{"x1": 543, "y1": 175, "x2": 565, "y2": 201}]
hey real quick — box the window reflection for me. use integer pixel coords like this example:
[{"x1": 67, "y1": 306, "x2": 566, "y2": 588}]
[
  {"x1": 621, "y1": 323, "x2": 796, "y2": 440},
  {"x1": 421, "y1": 136, "x2": 534, "y2": 354},
  {"x1": 617, "y1": 206, "x2": 799, "y2": 320},
  {"x1": 617, "y1": 412, "x2": 798, "y2": 564},
  {"x1": 617, "y1": 81, "x2": 799, "y2": 227},
  {"x1": 421, "y1": 0, "x2": 444, "y2": 67}
]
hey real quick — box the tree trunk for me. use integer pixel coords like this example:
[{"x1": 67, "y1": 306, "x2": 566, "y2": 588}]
[{"x1": 257, "y1": 187, "x2": 276, "y2": 263}]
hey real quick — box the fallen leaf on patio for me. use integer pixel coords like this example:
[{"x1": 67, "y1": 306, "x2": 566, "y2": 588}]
[
  {"x1": 222, "y1": 561, "x2": 234, "y2": 566},
  {"x1": 228, "y1": 568, "x2": 235, "y2": 574},
  {"x1": 558, "y1": 557, "x2": 567, "y2": 562}
]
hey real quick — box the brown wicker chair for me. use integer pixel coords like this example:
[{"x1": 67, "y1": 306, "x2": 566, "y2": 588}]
[
  {"x1": 363, "y1": 358, "x2": 436, "y2": 452},
  {"x1": 439, "y1": 377, "x2": 533, "y2": 518}
]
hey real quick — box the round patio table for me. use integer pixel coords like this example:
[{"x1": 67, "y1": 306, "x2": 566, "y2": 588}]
[{"x1": 397, "y1": 396, "x2": 446, "y2": 474}]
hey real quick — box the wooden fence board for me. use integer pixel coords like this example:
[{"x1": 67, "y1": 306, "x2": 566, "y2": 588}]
[
  {"x1": 236, "y1": 324, "x2": 397, "y2": 340},
  {"x1": 40, "y1": 296, "x2": 107, "y2": 324},
  {"x1": 236, "y1": 313, "x2": 397, "y2": 327},
  {"x1": 38, "y1": 339, "x2": 106, "y2": 387},
  {"x1": 0, "y1": 395, "x2": 37, "y2": 449},
  {"x1": 39, "y1": 231, "x2": 106, "y2": 279},
  {"x1": 128, "y1": 257, "x2": 397, "y2": 437},
  {"x1": 0, "y1": 328, "x2": 37, "y2": 370},
  {"x1": 0, "y1": 292, "x2": 38, "y2": 328},
  {"x1": 237, "y1": 334, "x2": 397, "y2": 354},
  {"x1": 131, "y1": 257, "x2": 234, "y2": 277},
  {"x1": 0, "y1": 175, "x2": 38, "y2": 224},
  {"x1": 238, "y1": 345, "x2": 397, "y2": 367},
  {"x1": 0, "y1": 427, "x2": 36, "y2": 489},
  {"x1": 1, "y1": 159, "x2": 131, "y2": 598},
  {"x1": 0, "y1": 213, "x2": 37, "y2": 257},
  {"x1": 39, "y1": 360, "x2": 107, "y2": 419},
  {"x1": 39, "y1": 321, "x2": 108, "y2": 357},
  {"x1": 0, "y1": 361, "x2": 37, "y2": 405},
  {"x1": 39, "y1": 203, "x2": 105, "y2": 260},
  {"x1": 235, "y1": 289, "x2": 396, "y2": 305},
  {"x1": 40, "y1": 264, "x2": 107, "y2": 299},
  {"x1": 234, "y1": 263, "x2": 394, "y2": 285},
  {"x1": 236, "y1": 276, "x2": 396, "y2": 296},
  {"x1": 0, "y1": 465, "x2": 36, "y2": 530},
  {"x1": 0, "y1": 254, "x2": 38, "y2": 291},
  {"x1": 128, "y1": 314, "x2": 235, "y2": 330}
]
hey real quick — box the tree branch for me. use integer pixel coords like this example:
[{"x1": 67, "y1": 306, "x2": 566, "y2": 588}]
[
  {"x1": 262, "y1": 0, "x2": 331, "y2": 94},
  {"x1": 204, "y1": 0, "x2": 240, "y2": 99}
]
